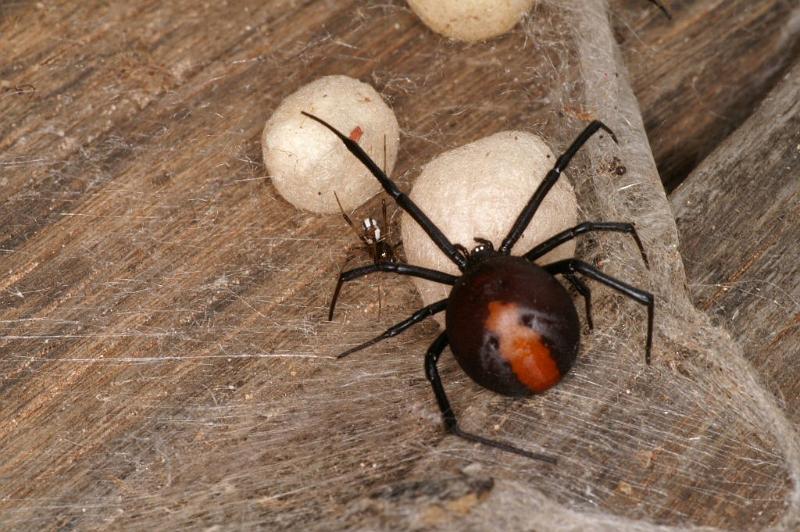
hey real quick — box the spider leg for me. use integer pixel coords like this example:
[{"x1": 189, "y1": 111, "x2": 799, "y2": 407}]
[
  {"x1": 338, "y1": 253, "x2": 362, "y2": 276},
  {"x1": 302, "y1": 112, "x2": 468, "y2": 271},
  {"x1": 425, "y1": 332, "x2": 557, "y2": 463},
  {"x1": 499, "y1": 121, "x2": 617, "y2": 254},
  {"x1": 329, "y1": 262, "x2": 456, "y2": 321},
  {"x1": 647, "y1": 0, "x2": 672, "y2": 19},
  {"x1": 334, "y1": 191, "x2": 371, "y2": 247},
  {"x1": 338, "y1": 299, "x2": 447, "y2": 358},
  {"x1": 524, "y1": 222, "x2": 649, "y2": 268},
  {"x1": 545, "y1": 259, "x2": 654, "y2": 364},
  {"x1": 381, "y1": 198, "x2": 390, "y2": 235},
  {"x1": 561, "y1": 272, "x2": 594, "y2": 330}
]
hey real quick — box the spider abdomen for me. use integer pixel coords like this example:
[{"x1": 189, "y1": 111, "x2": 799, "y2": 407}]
[{"x1": 446, "y1": 255, "x2": 580, "y2": 397}]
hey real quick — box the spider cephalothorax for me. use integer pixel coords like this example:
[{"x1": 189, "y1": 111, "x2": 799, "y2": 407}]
[
  {"x1": 453, "y1": 237, "x2": 497, "y2": 266},
  {"x1": 304, "y1": 111, "x2": 653, "y2": 463}
]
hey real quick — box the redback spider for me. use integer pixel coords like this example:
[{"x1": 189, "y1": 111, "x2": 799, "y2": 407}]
[{"x1": 303, "y1": 111, "x2": 654, "y2": 463}]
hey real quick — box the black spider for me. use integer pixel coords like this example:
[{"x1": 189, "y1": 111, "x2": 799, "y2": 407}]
[{"x1": 304, "y1": 111, "x2": 654, "y2": 463}]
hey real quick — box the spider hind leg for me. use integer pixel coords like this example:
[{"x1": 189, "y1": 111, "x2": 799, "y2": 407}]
[
  {"x1": 545, "y1": 259, "x2": 654, "y2": 364},
  {"x1": 425, "y1": 332, "x2": 557, "y2": 463}
]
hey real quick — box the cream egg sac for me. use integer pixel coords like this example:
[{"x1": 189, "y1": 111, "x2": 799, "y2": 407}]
[
  {"x1": 407, "y1": 0, "x2": 535, "y2": 42},
  {"x1": 401, "y1": 131, "x2": 578, "y2": 325},
  {"x1": 262, "y1": 75, "x2": 399, "y2": 214}
]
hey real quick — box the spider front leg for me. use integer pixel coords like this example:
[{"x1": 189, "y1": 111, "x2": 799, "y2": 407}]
[
  {"x1": 302, "y1": 111, "x2": 468, "y2": 271},
  {"x1": 329, "y1": 263, "x2": 456, "y2": 320},
  {"x1": 424, "y1": 332, "x2": 556, "y2": 463},
  {"x1": 525, "y1": 222, "x2": 649, "y2": 267},
  {"x1": 545, "y1": 259, "x2": 654, "y2": 364},
  {"x1": 500, "y1": 121, "x2": 617, "y2": 255},
  {"x1": 337, "y1": 299, "x2": 447, "y2": 358}
]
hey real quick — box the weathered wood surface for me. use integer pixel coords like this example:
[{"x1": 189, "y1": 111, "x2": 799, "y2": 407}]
[
  {"x1": 671, "y1": 60, "x2": 800, "y2": 423},
  {"x1": 611, "y1": 0, "x2": 800, "y2": 190},
  {"x1": 1, "y1": 0, "x2": 798, "y2": 529}
]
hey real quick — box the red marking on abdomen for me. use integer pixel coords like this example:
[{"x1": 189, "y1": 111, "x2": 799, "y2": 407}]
[
  {"x1": 349, "y1": 126, "x2": 364, "y2": 142},
  {"x1": 485, "y1": 301, "x2": 561, "y2": 392}
]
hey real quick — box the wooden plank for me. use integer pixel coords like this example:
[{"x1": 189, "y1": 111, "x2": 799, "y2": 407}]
[
  {"x1": 1, "y1": 0, "x2": 798, "y2": 529},
  {"x1": 671, "y1": 59, "x2": 800, "y2": 421},
  {"x1": 611, "y1": 0, "x2": 800, "y2": 190},
  {"x1": 0, "y1": 1, "x2": 598, "y2": 528}
]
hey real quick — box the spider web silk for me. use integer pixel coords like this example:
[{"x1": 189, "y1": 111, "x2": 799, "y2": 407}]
[{"x1": 1, "y1": 0, "x2": 798, "y2": 530}]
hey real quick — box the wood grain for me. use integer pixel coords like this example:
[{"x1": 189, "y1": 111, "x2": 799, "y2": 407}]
[
  {"x1": 1, "y1": 0, "x2": 798, "y2": 529},
  {"x1": 671, "y1": 60, "x2": 800, "y2": 423},
  {"x1": 611, "y1": 0, "x2": 800, "y2": 190},
  {"x1": 0, "y1": 1, "x2": 583, "y2": 528}
]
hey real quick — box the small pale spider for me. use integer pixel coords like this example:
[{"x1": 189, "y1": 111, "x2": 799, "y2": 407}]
[{"x1": 332, "y1": 191, "x2": 400, "y2": 319}]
